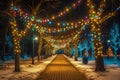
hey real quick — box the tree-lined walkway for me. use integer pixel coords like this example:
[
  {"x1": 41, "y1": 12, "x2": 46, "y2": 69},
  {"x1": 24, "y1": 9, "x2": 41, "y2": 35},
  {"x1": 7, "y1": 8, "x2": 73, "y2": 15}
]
[{"x1": 37, "y1": 54, "x2": 88, "y2": 80}]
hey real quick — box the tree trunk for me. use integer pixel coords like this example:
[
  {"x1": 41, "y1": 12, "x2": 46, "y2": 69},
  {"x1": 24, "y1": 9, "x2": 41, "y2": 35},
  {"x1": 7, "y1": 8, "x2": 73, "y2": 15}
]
[
  {"x1": 38, "y1": 36, "x2": 43, "y2": 61},
  {"x1": 1, "y1": 43, "x2": 5, "y2": 61},
  {"x1": 114, "y1": 51, "x2": 117, "y2": 64},
  {"x1": 95, "y1": 55, "x2": 105, "y2": 71},
  {"x1": 12, "y1": 48, "x2": 14, "y2": 59},
  {"x1": 1, "y1": 25, "x2": 8, "y2": 61},
  {"x1": 1, "y1": 34, "x2": 5, "y2": 61},
  {"x1": 14, "y1": 53, "x2": 20, "y2": 72},
  {"x1": 90, "y1": 23, "x2": 106, "y2": 71}
]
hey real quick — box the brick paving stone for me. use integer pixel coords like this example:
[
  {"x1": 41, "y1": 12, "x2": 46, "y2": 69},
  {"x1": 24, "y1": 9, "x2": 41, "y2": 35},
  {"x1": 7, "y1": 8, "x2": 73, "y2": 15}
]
[{"x1": 37, "y1": 54, "x2": 88, "y2": 80}]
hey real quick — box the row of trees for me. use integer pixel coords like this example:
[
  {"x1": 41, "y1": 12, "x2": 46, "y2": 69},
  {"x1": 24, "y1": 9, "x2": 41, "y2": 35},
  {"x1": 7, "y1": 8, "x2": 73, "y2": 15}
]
[{"x1": 0, "y1": 0, "x2": 120, "y2": 72}]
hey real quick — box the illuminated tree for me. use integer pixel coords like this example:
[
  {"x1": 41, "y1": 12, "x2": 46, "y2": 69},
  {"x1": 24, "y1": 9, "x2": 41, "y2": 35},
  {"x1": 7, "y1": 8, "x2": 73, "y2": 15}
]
[
  {"x1": 45, "y1": 41, "x2": 53, "y2": 57},
  {"x1": 38, "y1": 35, "x2": 43, "y2": 61},
  {"x1": 109, "y1": 23, "x2": 120, "y2": 60},
  {"x1": 87, "y1": 0, "x2": 118, "y2": 71},
  {"x1": 107, "y1": 47, "x2": 113, "y2": 56},
  {"x1": 8, "y1": 0, "x2": 60, "y2": 72},
  {"x1": 19, "y1": 0, "x2": 60, "y2": 61}
]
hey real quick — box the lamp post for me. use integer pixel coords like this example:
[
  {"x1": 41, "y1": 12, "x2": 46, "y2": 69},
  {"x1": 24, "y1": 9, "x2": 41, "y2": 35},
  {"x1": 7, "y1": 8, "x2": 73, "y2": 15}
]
[{"x1": 32, "y1": 35, "x2": 38, "y2": 64}]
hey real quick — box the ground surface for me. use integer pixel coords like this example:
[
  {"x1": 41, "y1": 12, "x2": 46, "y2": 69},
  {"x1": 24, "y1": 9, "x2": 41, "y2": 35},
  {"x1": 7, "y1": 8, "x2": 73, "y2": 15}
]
[
  {"x1": 66, "y1": 55, "x2": 120, "y2": 80},
  {"x1": 37, "y1": 54, "x2": 88, "y2": 80},
  {"x1": 0, "y1": 55, "x2": 56, "y2": 80},
  {"x1": 0, "y1": 54, "x2": 120, "y2": 80}
]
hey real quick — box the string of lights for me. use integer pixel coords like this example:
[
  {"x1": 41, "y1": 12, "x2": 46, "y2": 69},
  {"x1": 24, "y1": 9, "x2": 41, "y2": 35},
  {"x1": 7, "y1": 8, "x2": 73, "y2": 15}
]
[{"x1": 9, "y1": 0, "x2": 120, "y2": 55}]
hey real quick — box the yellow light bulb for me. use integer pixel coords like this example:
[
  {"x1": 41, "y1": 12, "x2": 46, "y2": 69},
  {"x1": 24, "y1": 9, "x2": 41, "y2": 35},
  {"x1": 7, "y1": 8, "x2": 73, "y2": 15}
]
[
  {"x1": 66, "y1": 8, "x2": 69, "y2": 12},
  {"x1": 52, "y1": 16, "x2": 55, "y2": 19},
  {"x1": 73, "y1": 3, "x2": 76, "y2": 7},
  {"x1": 57, "y1": 23, "x2": 60, "y2": 26},
  {"x1": 71, "y1": 23, "x2": 74, "y2": 26},
  {"x1": 60, "y1": 12, "x2": 63, "y2": 15},
  {"x1": 67, "y1": 23, "x2": 69, "y2": 26}
]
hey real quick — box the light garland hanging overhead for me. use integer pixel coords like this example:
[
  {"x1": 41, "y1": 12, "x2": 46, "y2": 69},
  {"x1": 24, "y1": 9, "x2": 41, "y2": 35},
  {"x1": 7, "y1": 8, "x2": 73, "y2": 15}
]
[
  {"x1": 10, "y1": 0, "x2": 82, "y2": 23},
  {"x1": 9, "y1": 0, "x2": 120, "y2": 35},
  {"x1": 9, "y1": 0, "x2": 120, "y2": 51},
  {"x1": 9, "y1": 1, "x2": 90, "y2": 36},
  {"x1": 44, "y1": 31, "x2": 80, "y2": 49},
  {"x1": 36, "y1": 0, "x2": 82, "y2": 21}
]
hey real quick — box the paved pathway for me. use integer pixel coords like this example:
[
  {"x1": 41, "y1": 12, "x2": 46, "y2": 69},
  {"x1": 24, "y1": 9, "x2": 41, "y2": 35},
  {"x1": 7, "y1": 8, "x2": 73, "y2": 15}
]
[{"x1": 37, "y1": 54, "x2": 88, "y2": 80}]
